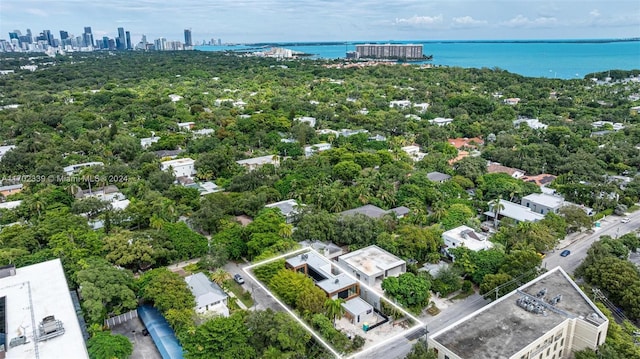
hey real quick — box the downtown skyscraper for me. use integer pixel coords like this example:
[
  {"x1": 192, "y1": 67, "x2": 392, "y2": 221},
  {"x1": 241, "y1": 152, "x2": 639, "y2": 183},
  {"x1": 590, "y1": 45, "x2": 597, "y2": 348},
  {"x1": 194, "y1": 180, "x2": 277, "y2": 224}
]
[
  {"x1": 117, "y1": 27, "x2": 125, "y2": 50},
  {"x1": 184, "y1": 29, "x2": 192, "y2": 47}
]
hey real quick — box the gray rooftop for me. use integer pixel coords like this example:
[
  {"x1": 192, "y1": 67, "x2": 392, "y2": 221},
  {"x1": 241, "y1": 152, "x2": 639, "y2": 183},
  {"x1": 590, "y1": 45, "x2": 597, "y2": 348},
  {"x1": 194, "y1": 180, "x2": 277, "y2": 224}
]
[
  {"x1": 185, "y1": 272, "x2": 228, "y2": 309},
  {"x1": 340, "y1": 204, "x2": 410, "y2": 219},
  {"x1": 431, "y1": 267, "x2": 607, "y2": 359},
  {"x1": 389, "y1": 206, "x2": 410, "y2": 217},
  {"x1": 286, "y1": 251, "x2": 333, "y2": 278},
  {"x1": 342, "y1": 297, "x2": 373, "y2": 315},
  {"x1": 316, "y1": 273, "x2": 357, "y2": 294},
  {"x1": 340, "y1": 204, "x2": 388, "y2": 218},
  {"x1": 265, "y1": 199, "x2": 300, "y2": 217},
  {"x1": 154, "y1": 149, "x2": 185, "y2": 158},
  {"x1": 522, "y1": 193, "x2": 565, "y2": 209},
  {"x1": 427, "y1": 171, "x2": 452, "y2": 182},
  {"x1": 0, "y1": 183, "x2": 23, "y2": 191}
]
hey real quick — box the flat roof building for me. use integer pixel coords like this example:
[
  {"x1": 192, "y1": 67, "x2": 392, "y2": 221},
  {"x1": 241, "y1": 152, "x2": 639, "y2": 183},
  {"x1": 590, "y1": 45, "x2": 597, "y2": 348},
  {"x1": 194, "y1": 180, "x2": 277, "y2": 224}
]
[
  {"x1": 63, "y1": 161, "x2": 104, "y2": 175},
  {"x1": 356, "y1": 44, "x2": 423, "y2": 60},
  {"x1": 521, "y1": 193, "x2": 566, "y2": 215},
  {"x1": 286, "y1": 251, "x2": 359, "y2": 301},
  {"x1": 338, "y1": 245, "x2": 406, "y2": 288},
  {"x1": 236, "y1": 155, "x2": 280, "y2": 172},
  {"x1": 485, "y1": 199, "x2": 545, "y2": 224},
  {"x1": 160, "y1": 158, "x2": 196, "y2": 178},
  {"x1": 265, "y1": 199, "x2": 302, "y2": 223},
  {"x1": 339, "y1": 204, "x2": 410, "y2": 219},
  {"x1": 442, "y1": 225, "x2": 493, "y2": 258},
  {"x1": 429, "y1": 267, "x2": 608, "y2": 359},
  {"x1": 0, "y1": 259, "x2": 89, "y2": 359}
]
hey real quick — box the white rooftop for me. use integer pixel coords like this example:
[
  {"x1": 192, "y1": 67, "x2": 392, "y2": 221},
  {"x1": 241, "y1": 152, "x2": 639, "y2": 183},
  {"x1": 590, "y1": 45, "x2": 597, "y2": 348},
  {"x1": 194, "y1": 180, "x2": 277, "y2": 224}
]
[
  {"x1": 0, "y1": 200, "x2": 22, "y2": 210},
  {"x1": 236, "y1": 155, "x2": 279, "y2": 166},
  {"x1": 0, "y1": 259, "x2": 89, "y2": 359},
  {"x1": 339, "y1": 245, "x2": 405, "y2": 276},
  {"x1": 160, "y1": 158, "x2": 195, "y2": 167},
  {"x1": 485, "y1": 199, "x2": 545, "y2": 223},
  {"x1": 442, "y1": 225, "x2": 493, "y2": 252}
]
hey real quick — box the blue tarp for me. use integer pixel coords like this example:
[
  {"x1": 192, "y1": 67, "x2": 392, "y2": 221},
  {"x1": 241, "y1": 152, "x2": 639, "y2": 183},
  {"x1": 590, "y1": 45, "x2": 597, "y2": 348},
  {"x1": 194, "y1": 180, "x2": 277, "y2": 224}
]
[{"x1": 137, "y1": 305, "x2": 184, "y2": 359}]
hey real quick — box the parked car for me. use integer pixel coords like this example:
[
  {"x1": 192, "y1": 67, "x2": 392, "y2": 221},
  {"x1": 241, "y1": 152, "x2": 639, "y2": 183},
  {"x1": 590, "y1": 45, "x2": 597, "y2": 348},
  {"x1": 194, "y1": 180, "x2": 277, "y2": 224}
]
[
  {"x1": 621, "y1": 217, "x2": 630, "y2": 223},
  {"x1": 560, "y1": 250, "x2": 571, "y2": 257},
  {"x1": 234, "y1": 274, "x2": 245, "y2": 284}
]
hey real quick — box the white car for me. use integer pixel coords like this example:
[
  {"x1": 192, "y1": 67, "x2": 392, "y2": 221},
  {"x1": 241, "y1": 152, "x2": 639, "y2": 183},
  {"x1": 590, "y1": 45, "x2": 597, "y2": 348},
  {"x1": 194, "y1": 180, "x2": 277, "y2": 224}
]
[{"x1": 621, "y1": 217, "x2": 630, "y2": 223}]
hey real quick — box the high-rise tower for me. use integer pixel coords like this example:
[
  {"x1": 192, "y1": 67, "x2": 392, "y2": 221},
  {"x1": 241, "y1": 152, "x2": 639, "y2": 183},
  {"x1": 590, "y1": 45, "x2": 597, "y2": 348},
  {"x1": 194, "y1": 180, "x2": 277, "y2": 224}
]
[
  {"x1": 184, "y1": 29, "x2": 192, "y2": 47},
  {"x1": 117, "y1": 27, "x2": 125, "y2": 50},
  {"x1": 83, "y1": 26, "x2": 94, "y2": 47}
]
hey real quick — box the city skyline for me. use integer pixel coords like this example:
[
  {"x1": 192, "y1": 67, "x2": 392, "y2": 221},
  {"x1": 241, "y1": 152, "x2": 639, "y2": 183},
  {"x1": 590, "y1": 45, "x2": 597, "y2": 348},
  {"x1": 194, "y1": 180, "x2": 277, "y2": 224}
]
[{"x1": 1, "y1": 0, "x2": 639, "y2": 43}]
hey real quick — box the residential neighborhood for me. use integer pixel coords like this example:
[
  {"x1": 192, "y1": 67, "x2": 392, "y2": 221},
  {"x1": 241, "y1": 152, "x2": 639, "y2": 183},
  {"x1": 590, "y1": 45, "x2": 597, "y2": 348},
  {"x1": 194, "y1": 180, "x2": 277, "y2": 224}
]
[{"x1": 0, "y1": 49, "x2": 638, "y2": 359}]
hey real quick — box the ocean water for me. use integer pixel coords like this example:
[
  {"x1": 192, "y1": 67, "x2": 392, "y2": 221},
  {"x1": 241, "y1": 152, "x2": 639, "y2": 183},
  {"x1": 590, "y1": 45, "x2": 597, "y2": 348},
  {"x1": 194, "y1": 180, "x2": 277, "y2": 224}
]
[{"x1": 196, "y1": 40, "x2": 640, "y2": 79}]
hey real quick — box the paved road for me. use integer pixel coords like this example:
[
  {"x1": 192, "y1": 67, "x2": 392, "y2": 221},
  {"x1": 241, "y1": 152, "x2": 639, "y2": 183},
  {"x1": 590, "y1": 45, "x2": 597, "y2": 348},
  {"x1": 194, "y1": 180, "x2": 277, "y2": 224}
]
[
  {"x1": 354, "y1": 294, "x2": 490, "y2": 359},
  {"x1": 223, "y1": 261, "x2": 282, "y2": 311},
  {"x1": 543, "y1": 212, "x2": 640, "y2": 274}
]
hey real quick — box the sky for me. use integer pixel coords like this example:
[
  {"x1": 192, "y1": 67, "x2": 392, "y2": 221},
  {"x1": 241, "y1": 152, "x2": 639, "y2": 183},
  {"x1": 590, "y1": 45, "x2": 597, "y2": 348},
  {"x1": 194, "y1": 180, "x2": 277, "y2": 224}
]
[{"x1": 1, "y1": 0, "x2": 639, "y2": 44}]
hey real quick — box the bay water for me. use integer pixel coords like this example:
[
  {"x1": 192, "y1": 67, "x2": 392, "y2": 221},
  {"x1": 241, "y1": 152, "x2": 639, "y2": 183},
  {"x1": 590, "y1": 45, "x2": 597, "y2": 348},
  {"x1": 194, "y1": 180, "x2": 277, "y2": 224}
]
[{"x1": 196, "y1": 40, "x2": 640, "y2": 79}]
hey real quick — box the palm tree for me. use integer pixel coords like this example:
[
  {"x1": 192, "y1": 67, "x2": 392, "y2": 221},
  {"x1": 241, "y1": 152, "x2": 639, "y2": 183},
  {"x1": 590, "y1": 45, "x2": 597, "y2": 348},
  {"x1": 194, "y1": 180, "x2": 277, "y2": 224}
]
[
  {"x1": 324, "y1": 298, "x2": 346, "y2": 327},
  {"x1": 431, "y1": 202, "x2": 447, "y2": 222},
  {"x1": 149, "y1": 214, "x2": 164, "y2": 232},
  {"x1": 489, "y1": 197, "x2": 505, "y2": 229},
  {"x1": 278, "y1": 223, "x2": 293, "y2": 238},
  {"x1": 210, "y1": 269, "x2": 231, "y2": 286}
]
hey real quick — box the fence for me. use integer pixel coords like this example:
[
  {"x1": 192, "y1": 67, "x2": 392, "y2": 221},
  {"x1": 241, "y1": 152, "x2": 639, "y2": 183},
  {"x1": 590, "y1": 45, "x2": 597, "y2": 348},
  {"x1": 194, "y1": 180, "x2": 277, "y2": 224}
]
[{"x1": 104, "y1": 309, "x2": 138, "y2": 329}]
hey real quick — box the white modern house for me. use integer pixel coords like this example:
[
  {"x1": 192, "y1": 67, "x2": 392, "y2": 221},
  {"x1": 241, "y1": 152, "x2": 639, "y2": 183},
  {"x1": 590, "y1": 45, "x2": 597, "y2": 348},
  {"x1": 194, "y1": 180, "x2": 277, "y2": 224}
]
[
  {"x1": 413, "y1": 103, "x2": 429, "y2": 113},
  {"x1": 236, "y1": 155, "x2": 280, "y2": 171},
  {"x1": 338, "y1": 245, "x2": 406, "y2": 288},
  {"x1": 304, "y1": 143, "x2": 332, "y2": 157},
  {"x1": 485, "y1": 199, "x2": 545, "y2": 225},
  {"x1": 63, "y1": 161, "x2": 104, "y2": 175},
  {"x1": 185, "y1": 273, "x2": 229, "y2": 316},
  {"x1": 177, "y1": 122, "x2": 195, "y2": 131},
  {"x1": 503, "y1": 97, "x2": 521, "y2": 105},
  {"x1": 592, "y1": 121, "x2": 625, "y2": 131},
  {"x1": 140, "y1": 136, "x2": 160, "y2": 149},
  {"x1": 294, "y1": 116, "x2": 317, "y2": 128},
  {"x1": 513, "y1": 118, "x2": 548, "y2": 130},
  {"x1": 0, "y1": 145, "x2": 16, "y2": 160},
  {"x1": 521, "y1": 193, "x2": 566, "y2": 215},
  {"x1": 389, "y1": 100, "x2": 411, "y2": 109},
  {"x1": 401, "y1": 145, "x2": 427, "y2": 161},
  {"x1": 265, "y1": 199, "x2": 303, "y2": 223},
  {"x1": 442, "y1": 225, "x2": 493, "y2": 259},
  {"x1": 429, "y1": 117, "x2": 454, "y2": 126},
  {"x1": 192, "y1": 129, "x2": 215, "y2": 138},
  {"x1": 160, "y1": 158, "x2": 196, "y2": 178}
]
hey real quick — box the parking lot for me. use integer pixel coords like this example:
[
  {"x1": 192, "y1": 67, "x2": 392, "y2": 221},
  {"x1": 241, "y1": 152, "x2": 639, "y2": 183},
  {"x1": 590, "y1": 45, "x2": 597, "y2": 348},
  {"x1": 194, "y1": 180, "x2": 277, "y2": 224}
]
[{"x1": 110, "y1": 316, "x2": 161, "y2": 359}]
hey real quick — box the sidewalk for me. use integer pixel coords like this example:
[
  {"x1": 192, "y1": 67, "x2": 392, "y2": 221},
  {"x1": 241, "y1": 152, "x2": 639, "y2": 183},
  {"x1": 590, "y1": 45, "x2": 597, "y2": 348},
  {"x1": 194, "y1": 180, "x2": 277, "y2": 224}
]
[{"x1": 227, "y1": 291, "x2": 248, "y2": 310}]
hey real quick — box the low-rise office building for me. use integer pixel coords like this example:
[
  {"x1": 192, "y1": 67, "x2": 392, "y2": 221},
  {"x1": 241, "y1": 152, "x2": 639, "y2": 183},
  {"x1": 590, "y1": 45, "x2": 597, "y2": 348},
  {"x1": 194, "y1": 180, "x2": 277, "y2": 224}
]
[
  {"x1": 429, "y1": 267, "x2": 608, "y2": 359},
  {"x1": 0, "y1": 259, "x2": 89, "y2": 359}
]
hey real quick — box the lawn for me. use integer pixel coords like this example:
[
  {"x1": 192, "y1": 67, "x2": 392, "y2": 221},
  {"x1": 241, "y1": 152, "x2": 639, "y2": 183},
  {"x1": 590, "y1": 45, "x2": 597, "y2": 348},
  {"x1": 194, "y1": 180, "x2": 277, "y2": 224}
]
[{"x1": 224, "y1": 279, "x2": 254, "y2": 308}]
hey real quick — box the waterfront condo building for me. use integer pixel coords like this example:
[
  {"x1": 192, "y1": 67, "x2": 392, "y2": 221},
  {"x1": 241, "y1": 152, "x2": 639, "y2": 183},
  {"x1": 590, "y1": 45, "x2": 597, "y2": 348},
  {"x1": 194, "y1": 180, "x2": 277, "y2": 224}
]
[{"x1": 355, "y1": 44, "x2": 423, "y2": 60}]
